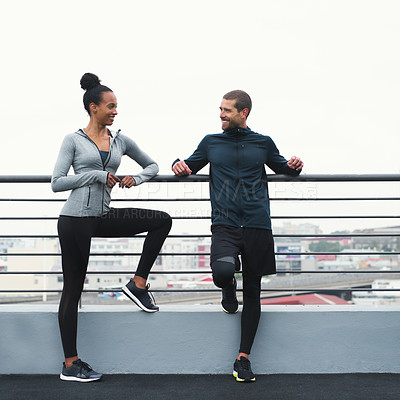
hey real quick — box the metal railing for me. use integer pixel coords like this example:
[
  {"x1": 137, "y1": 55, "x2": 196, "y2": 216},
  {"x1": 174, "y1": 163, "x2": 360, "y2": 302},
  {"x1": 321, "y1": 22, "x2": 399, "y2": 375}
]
[{"x1": 0, "y1": 174, "x2": 399, "y2": 300}]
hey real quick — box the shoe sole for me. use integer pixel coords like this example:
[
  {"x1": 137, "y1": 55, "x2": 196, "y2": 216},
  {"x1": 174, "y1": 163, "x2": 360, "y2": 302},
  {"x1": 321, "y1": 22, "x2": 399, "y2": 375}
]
[
  {"x1": 222, "y1": 305, "x2": 239, "y2": 314},
  {"x1": 233, "y1": 370, "x2": 256, "y2": 382},
  {"x1": 122, "y1": 285, "x2": 159, "y2": 313},
  {"x1": 60, "y1": 373, "x2": 102, "y2": 382}
]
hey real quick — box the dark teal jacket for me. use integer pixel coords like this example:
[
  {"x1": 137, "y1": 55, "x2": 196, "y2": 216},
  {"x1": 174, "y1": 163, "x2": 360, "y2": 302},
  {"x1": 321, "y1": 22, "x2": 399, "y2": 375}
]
[{"x1": 177, "y1": 127, "x2": 301, "y2": 230}]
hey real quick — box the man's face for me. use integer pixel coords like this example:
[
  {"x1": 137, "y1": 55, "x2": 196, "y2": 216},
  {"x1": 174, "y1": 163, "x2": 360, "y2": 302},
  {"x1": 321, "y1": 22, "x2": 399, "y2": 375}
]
[{"x1": 219, "y1": 99, "x2": 247, "y2": 131}]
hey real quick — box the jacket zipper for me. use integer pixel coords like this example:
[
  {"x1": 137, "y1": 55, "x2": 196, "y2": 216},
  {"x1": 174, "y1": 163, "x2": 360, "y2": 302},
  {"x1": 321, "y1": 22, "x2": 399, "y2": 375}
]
[
  {"x1": 236, "y1": 139, "x2": 244, "y2": 227},
  {"x1": 87, "y1": 186, "x2": 91, "y2": 206},
  {"x1": 101, "y1": 147, "x2": 112, "y2": 215},
  {"x1": 81, "y1": 130, "x2": 112, "y2": 216}
]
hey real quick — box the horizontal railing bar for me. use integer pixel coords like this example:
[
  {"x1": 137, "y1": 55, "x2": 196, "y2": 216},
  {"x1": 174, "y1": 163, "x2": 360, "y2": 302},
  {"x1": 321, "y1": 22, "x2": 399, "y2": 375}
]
[
  {"x1": 271, "y1": 197, "x2": 400, "y2": 201},
  {"x1": 0, "y1": 199, "x2": 66, "y2": 202},
  {"x1": 0, "y1": 234, "x2": 212, "y2": 239},
  {"x1": 279, "y1": 234, "x2": 400, "y2": 237},
  {"x1": 0, "y1": 288, "x2": 399, "y2": 294},
  {"x1": 272, "y1": 216, "x2": 400, "y2": 219},
  {"x1": 0, "y1": 175, "x2": 207, "y2": 183},
  {"x1": 1, "y1": 215, "x2": 399, "y2": 221},
  {"x1": 0, "y1": 234, "x2": 398, "y2": 239},
  {"x1": 2, "y1": 251, "x2": 399, "y2": 256},
  {"x1": 1, "y1": 270, "x2": 400, "y2": 275},
  {"x1": 0, "y1": 235, "x2": 210, "y2": 239},
  {"x1": 1, "y1": 197, "x2": 399, "y2": 202},
  {"x1": 1, "y1": 174, "x2": 400, "y2": 183},
  {"x1": 0, "y1": 198, "x2": 210, "y2": 202}
]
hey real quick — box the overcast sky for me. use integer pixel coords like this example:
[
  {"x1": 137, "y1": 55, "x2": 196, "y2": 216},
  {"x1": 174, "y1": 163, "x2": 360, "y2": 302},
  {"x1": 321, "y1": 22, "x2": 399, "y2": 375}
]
[
  {"x1": 0, "y1": 0, "x2": 399, "y2": 234},
  {"x1": 1, "y1": 0, "x2": 399, "y2": 176}
]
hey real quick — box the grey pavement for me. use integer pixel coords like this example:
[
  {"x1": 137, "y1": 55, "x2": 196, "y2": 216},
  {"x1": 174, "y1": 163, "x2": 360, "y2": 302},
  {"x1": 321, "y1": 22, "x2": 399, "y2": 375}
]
[{"x1": 1, "y1": 374, "x2": 399, "y2": 400}]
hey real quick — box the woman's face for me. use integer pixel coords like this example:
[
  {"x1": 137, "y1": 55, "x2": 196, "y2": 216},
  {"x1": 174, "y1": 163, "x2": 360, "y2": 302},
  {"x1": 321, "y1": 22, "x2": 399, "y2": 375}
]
[{"x1": 91, "y1": 91, "x2": 118, "y2": 126}]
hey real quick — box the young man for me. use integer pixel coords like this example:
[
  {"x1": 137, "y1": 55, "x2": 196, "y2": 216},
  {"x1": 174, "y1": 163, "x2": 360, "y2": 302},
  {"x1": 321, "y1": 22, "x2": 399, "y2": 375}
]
[{"x1": 172, "y1": 90, "x2": 303, "y2": 382}]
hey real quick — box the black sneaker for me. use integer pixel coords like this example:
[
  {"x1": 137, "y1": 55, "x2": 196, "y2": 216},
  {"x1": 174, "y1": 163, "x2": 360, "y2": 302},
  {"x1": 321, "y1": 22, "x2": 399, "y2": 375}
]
[
  {"x1": 122, "y1": 279, "x2": 159, "y2": 312},
  {"x1": 233, "y1": 356, "x2": 256, "y2": 382},
  {"x1": 60, "y1": 359, "x2": 102, "y2": 382},
  {"x1": 221, "y1": 278, "x2": 239, "y2": 314}
]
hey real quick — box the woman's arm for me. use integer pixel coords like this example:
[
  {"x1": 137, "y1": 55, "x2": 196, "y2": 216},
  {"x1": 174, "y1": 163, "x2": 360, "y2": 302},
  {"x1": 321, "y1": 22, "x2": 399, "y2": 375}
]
[
  {"x1": 122, "y1": 135, "x2": 159, "y2": 185},
  {"x1": 51, "y1": 135, "x2": 108, "y2": 192}
]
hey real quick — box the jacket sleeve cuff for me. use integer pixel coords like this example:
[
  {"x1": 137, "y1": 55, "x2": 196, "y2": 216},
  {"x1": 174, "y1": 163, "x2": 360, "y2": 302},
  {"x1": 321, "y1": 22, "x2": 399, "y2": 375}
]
[
  {"x1": 172, "y1": 158, "x2": 180, "y2": 169},
  {"x1": 131, "y1": 175, "x2": 142, "y2": 186},
  {"x1": 98, "y1": 171, "x2": 109, "y2": 184}
]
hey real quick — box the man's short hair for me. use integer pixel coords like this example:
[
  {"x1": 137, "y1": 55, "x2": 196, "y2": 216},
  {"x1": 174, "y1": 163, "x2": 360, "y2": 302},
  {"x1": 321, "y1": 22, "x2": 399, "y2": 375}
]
[{"x1": 223, "y1": 90, "x2": 252, "y2": 118}]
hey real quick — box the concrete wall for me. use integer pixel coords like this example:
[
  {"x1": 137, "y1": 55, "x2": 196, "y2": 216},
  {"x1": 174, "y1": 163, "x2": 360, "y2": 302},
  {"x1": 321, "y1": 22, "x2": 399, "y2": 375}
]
[{"x1": 1, "y1": 304, "x2": 400, "y2": 374}]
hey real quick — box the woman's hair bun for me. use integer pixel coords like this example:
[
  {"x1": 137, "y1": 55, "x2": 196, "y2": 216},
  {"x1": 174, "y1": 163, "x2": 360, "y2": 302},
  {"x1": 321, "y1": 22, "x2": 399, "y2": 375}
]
[{"x1": 80, "y1": 73, "x2": 101, "y2": 91}]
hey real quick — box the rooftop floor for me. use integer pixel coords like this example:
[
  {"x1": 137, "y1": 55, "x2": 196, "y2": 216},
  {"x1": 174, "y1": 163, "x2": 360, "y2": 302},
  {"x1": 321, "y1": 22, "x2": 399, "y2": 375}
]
[{"x1": 2, "y1": 373, "x2": 399, "y2": 400}]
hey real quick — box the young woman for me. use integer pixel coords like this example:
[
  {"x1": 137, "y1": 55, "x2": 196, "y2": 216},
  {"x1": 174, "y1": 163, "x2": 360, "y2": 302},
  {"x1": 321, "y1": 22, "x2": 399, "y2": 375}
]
[{"x1": 52, "y1": 73, "x2": 172, "y2": 382}]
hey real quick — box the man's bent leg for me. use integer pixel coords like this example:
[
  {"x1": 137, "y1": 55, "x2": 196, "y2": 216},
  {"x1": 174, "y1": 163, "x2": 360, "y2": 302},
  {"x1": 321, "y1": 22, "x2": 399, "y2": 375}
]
[
  {"x1": 211, "y1": 257, "x2": 239, "y2": 314},
  {"x1": 211, "y1": 257, "x2": 236, "y2": 288}
]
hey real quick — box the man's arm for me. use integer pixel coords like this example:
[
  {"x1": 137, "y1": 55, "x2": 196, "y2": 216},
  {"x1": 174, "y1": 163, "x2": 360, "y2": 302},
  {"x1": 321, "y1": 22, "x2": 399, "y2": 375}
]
[
  {"x1": 172, "y1": 136, "x2": 209, "y2": 176},
  {"x1": 265, "y1": 137, "x2": 303, "y2": 176}
]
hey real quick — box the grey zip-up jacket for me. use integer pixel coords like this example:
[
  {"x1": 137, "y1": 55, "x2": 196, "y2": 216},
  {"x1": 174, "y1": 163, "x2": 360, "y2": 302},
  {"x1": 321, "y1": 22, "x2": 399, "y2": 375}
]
[{"x1": 51, "y1": 129, "x2": 158, "y2": 217}]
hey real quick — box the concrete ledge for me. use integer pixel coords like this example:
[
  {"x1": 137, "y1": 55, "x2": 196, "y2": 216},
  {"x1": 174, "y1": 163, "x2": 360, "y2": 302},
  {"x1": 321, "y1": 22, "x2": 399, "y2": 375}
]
[{"x1": 2, "y1": 304, "x2": 400, "y2": 374}]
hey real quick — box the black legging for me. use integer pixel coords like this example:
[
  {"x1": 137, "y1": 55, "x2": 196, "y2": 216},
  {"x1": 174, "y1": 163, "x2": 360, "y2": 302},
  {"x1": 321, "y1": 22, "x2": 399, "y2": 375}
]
[
  {"x1": 240, "y1": 275, "x2": 261, "y2": 355},
  {"x1": 57, "y1": 208, "x2": 172, "y2": 358},
  {"x1": 211, "y1": 263, "x2": 262, "y2": 355}
]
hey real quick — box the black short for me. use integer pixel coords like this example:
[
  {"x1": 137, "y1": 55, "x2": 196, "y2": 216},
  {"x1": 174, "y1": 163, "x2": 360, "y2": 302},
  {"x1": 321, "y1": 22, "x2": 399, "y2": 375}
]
[{"x1": 210, "y1": 224, "x2": 276, "y2": 277}]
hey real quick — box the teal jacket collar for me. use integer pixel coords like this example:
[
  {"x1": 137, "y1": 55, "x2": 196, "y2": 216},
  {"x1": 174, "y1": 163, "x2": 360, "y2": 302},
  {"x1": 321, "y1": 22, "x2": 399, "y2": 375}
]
[{"x1": 223, "y1": 126, "x2": 252, "y2": 137}]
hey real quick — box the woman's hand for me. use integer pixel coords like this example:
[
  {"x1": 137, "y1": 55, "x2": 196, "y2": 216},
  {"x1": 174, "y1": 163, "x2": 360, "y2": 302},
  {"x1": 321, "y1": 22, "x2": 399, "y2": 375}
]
[
  {"x1": 106, "y1": 173, "x2": 121, "y2": 188},
  {"x1": 119, "y1": 176, "x2": 136, "y2": 188}
]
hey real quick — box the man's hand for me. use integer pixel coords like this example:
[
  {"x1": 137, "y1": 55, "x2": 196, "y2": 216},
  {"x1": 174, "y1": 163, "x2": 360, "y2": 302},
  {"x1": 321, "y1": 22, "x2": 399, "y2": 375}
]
[
  {"x1": 172, "y1": 160, "x2": 192, "y2": 176},
  {"x1": 119, "y1": 176, "x2": 136, "y2": 188},
  {"x1": 287, "y1": 156, "x2": 304, "y2": 171}
]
